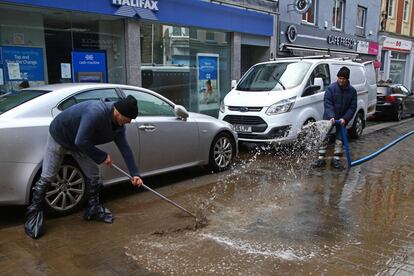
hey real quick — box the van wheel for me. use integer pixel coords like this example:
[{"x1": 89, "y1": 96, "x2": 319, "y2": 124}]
[{"x1": 349, "y1": 112, "x2": 364, "y2": 139}]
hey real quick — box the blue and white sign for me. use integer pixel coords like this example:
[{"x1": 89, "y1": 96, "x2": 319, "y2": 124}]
[
  {"x1": 72, "y1": 51, "x2": 107, "y2": 83},
  {"x1": 1, "y1": 46, "x2": 45, "y2": 81},
  {"x1": 197, "y1": 53, "x2": 219, "y2": 111},
  {"x1": 112, "y1": 0, "x2": 158, "y2": 11}
]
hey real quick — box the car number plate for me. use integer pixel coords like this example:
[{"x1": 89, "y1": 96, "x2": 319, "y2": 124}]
[{"x1": 233, "y1": 124, "x2": 252, "y2": 133}]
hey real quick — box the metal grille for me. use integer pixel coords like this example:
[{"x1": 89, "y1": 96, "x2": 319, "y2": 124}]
[
  {"x1": 223, "y1": 115, "x2": 266, "y2": 125},
  {"x1": 228, "y1": 106, "x2": 263, "y2": 112}
]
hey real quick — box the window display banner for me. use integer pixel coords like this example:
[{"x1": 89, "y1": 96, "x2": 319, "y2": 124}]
[
  {"x1": 1, "y1": 46, "x2": 45, "y2": 81},
  {"x1": 197, "y1": 53, "x2": 219, "y2": 112},
  {"x1": 72, "y1": 51, "x2": 107, "y2": 83}
]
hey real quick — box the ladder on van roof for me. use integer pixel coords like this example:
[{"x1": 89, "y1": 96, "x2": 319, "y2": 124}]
[{"x1": 271, "y1": 55, "x2": 364, "y2": 63}]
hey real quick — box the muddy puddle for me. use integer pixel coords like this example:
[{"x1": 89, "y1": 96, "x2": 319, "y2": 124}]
[{"x1": 121, "y1": 121, "x2": 414, "y2": 275}]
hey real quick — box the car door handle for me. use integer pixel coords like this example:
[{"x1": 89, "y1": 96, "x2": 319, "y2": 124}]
[{"x1": 139, "y1": 125, "x2": 156, "y2": 132}]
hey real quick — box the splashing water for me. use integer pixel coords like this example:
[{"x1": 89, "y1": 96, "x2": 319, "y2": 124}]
[{"x1": 125, "y1": 120, "x2": 338, "y2": 274}]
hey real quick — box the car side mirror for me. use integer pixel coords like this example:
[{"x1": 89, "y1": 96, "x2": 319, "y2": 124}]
[
  {"x1": 231, "y1": 80, "x2": 237, "y2": 89},
  {"x1": 174, "y1": 105, "x2": 189, "y2": 121},
  {"x1": 303, "y1": 85, "x2": 321, "y2": 97},
  {"x1": 313, "y1": 77, "x2": 324, "y2": 92}
]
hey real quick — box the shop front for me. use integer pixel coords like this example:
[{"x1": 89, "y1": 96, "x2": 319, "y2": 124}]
[
  {"x1": 278, "y1": 21, "x2": 379, "y2": 61},
  {"x1": 378, "y1": 35, "x2": 413, "y2": 89},
  {"x1": 0, "y1": 0, "x2": 273, "y2": 116}
]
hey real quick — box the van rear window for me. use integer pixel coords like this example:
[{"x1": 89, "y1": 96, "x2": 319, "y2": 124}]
[{"x1": 0, "y1": 90, "x2": 50, "y2": 114}]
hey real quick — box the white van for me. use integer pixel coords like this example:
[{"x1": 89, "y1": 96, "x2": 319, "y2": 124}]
[{"x1": 218, "y1": 57, "x2": 377, "y2": 143}]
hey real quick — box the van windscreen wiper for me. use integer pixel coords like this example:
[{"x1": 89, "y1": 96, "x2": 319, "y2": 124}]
[{"x1": 272, "y1": 74, "x2": 286, "y2": 90}]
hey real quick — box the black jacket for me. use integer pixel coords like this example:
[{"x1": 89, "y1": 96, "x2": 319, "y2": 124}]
[{"x1": 323, "y1": 81, "x2": 357, "y2": 124}]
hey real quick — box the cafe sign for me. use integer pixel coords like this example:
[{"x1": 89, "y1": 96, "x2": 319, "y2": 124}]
[
  {"x1": 112, "y1": 0, "x2": 159, "y2": 11},
  {"x1": 327, "y1": 35, "x2": 356, "y2": 49}
]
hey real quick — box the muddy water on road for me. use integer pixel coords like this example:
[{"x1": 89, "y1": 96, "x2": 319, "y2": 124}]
[{"x1": 123, "y1": 121, "x2": 414, "y2": 275}]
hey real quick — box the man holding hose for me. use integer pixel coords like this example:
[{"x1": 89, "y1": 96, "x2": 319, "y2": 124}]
[
  {"x1": 313, "y1": 66, "x2": 357, "y2": 170},
  {"x1": 25, "y1": 95, "x2": 143, "y2": 239}
]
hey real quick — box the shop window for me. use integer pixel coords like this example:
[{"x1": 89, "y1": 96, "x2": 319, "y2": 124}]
[
  {"x1": 140, "y1": 22, "x2": 230, "y2": 117},
  {"x1": 356, "y1": 6, "x2": 366, "y2": 36},
  {"x1": 332, "y1": 0, "x2": 344, "y2": 30},
  {"x1": 302, "y1": 0, "x2": 317, "y2": 25},
  {"x1": 0, "y1": 3, "x2": 126, "y2": 94}
]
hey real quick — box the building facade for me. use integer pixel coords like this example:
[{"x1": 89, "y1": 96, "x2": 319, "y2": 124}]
[
  {"x1": 0, "y1": 0, "x2": 275, "y2": 116},
  {"x1": 378, "y1": 0, "x2": 414, "y2": 90},
  {"x1": 278, "y1": 0, "x2": 381, "y2": 61}
]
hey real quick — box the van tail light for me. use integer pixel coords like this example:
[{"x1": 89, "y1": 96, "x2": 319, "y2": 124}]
[{"x1": 385, "y1": 95, "x2": 397, "y2": 103}]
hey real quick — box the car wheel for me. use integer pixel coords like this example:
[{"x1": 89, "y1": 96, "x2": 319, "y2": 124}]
[
  {"x1": 393, "y1": 105, "x2": 403, "y2": 121},
  {"x1": 349, "y1": 112, "x2": 364, "y2": 139},
  {"x1": 208, "y1": 132, "x2": 235, "y2": 172},
  {"x1": 44, "y1": 159, "x2": 86, "y2": 216}
]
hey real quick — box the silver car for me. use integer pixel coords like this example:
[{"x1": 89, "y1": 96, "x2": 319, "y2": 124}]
[{"x1": 0, "y1": 83, "x2": 237, "y2": 215}]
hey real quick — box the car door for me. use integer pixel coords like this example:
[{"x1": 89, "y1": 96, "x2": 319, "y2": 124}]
[
  {"x1": 122, "y1": 89, "x2": 199, "y2": 174},
  {"x1": 53, "y1": 88, "x2": 140, "y2": 181}
]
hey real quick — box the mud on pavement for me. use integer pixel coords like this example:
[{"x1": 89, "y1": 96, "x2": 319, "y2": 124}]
[{"x1": 1, "y1": 119, "x2": 414, "y2": 275}]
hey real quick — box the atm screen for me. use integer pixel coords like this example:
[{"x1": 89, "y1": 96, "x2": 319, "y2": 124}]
[{"x1": 77, "y1": 72, "x2": 104, "y2": 83}]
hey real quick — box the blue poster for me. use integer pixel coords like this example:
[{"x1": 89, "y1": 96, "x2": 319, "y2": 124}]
[
  {"x1": 197, "y1": 53, "x2": 219, "y2": 111},
  {"x1": 72, "y1": 51, "x2": 107, "y2": 83},
  {"x1": 1, "y1": 46, "x2": 45, "y2": 81}
]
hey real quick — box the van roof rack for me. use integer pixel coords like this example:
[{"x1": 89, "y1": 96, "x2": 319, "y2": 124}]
[{"x1": 271, "y1": 55, "x2": 332, "y2": 61}]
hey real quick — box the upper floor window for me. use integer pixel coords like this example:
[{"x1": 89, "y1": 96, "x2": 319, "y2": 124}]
[
  {"x1": 403, "y1": 0, "x2": 410, "y2": 21},
  {"x1": 332, "y1": 0, "x2": 344, "y2": 30},
  {"x1": 356, "y1": 6, "x2": 367, "y2": 36},
  {"x1": 302, "y1": 0, "x2": 317, "y2": 24},
  {"x1": 388, "y1": 0, "x2": 395, "y2": 17}
]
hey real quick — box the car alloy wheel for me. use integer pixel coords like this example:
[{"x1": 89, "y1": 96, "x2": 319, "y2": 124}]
[
  {"x1": 209, "y1": 133, "x2": 235, "y2": 172},
  {"x1": 45, "y1": 162, "x2": 86, "y2": 215}
]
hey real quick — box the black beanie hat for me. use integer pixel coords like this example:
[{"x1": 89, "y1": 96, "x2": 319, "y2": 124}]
[
  {"x1": 337, "y1": 66, "x2": 350, "y2": 79},
  {"x1": 114, "y1": 95, "x2": 138, "y2": 119}
]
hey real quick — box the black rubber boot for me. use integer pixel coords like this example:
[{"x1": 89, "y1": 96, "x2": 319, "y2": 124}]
[
  {"x1": 331, "y1": 158, "x2": 345, "y2": 170},
  {"x1": 24, "y1": 177, "x2": 51, "y2": 239},
  {"x1": 313, "y1": 159, "x2": 327, "y2": 168},
  {"x1": 84, "y1": 181, "x2": 113, "y2": 223}
]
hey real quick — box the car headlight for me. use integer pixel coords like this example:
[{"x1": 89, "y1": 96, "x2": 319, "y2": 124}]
[
  {"x1": 219, "y1": 100, "x2": 225, "y2": 113},
  {"x1": 265, "y1": 97, "x2": 296, "y2": 115}
]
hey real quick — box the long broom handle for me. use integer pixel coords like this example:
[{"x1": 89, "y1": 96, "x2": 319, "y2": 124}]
[{"x1": 111, "y1": 164, "x2": 196, "y2": 218}]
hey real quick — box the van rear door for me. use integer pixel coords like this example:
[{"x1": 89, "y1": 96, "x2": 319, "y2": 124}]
[{"x1": 363, "y1": 61, "x2": 377, "y2": 115}]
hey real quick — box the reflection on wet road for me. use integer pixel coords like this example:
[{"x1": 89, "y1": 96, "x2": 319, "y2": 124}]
[{"x1": 1, "y1": 119, "x2": 414, "y2": 275}]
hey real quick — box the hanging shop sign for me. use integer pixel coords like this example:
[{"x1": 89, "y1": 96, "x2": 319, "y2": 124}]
[
  {"x1": 382, "y1": 37, "x2": 412, "y2": 52},
  {"x1": 72, "y1": 51, "x2": 107, "y2": 83},
  {"x1": 112, "y1": 0, "x2": 159, "y2": 11},
  {"x1": 197, "y1": 53, "x2": 220, "y2": 112},
  {"x1": 294, "y1": 0, "x2": 312, "y2": 14},
  {"x1": 1, "y1": 46, "x2": 45, "y2": 81}
]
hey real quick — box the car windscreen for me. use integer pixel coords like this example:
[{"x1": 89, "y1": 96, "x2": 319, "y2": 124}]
[
  {"x1": 0, "y1": 90, "x2": 50, "y2": 114},
  {"x1": 236, "y1": 61, "x2": 311, "y2": 92}
]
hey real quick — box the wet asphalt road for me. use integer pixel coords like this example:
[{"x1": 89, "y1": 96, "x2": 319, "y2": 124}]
[{"x1": 1, "y1": 117, "x2": 414, "y2": 275}]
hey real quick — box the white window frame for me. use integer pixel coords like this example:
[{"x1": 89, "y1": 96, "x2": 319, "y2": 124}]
[
  {"x1": 332, "y1": 0, "x2": 344, "y2": 31},
  {"x1": 356, "y1": 6, "x2": 367, "y2": 36},
  {"x1": 301, "y1": 0, "x2": 317, "y2": 25},
  {"x1": 388, "y1": 0, "x2": 395, "y2": 18},
  {"x1": 403, "y1": 0, "x2": 410, "y2": 22}
]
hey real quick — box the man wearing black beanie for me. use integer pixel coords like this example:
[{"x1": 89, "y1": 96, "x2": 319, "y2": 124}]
[
  {"x1": 24, "y1": 95, "x2": 143, "y2": 239},
  {"x1": 314, "y1": 66, "x2": 357, "y2": 170}
]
